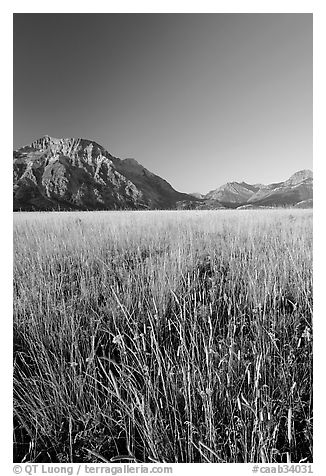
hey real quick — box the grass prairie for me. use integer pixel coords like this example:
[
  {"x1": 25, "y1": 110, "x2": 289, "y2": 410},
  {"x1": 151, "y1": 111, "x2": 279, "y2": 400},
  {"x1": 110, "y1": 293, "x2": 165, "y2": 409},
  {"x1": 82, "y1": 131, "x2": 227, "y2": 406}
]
[{"x1": 13, "y1": 209, "x2": 313, "y2": 463}]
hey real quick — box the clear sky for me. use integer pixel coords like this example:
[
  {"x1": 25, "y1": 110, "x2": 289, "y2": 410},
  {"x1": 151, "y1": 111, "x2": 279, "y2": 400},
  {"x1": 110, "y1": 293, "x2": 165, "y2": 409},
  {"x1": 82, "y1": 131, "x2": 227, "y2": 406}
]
[{"x1": 13, "y1": 13, "x2": 312, "y2": 193}]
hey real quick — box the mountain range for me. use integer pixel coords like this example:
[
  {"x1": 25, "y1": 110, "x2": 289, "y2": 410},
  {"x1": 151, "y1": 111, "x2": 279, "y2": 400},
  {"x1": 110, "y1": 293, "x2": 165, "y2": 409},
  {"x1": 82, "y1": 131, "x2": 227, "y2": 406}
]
[{"x1": 13, "y1": 136, "x2": 313, "y2": 211}]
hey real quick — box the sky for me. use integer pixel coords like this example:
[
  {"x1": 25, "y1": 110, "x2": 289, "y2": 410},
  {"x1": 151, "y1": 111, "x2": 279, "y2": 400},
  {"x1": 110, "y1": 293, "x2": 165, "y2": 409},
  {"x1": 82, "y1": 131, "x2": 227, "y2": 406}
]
[{"x1": 13, "y1": 13, "x2": 312, "y2": 193}]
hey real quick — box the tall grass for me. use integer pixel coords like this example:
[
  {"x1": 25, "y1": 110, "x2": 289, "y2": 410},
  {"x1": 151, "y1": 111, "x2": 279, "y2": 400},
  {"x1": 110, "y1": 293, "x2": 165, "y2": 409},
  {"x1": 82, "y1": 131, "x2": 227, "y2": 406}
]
[{"x1": 13, "y1": 209, "x2": 312, "y2": 463}]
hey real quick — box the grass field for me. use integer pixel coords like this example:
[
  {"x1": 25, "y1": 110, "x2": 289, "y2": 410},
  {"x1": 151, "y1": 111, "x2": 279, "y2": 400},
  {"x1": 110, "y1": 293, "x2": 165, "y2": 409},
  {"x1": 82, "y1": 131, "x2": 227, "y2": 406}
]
[{"x1": 13, "y1": 209, "x2": 313, "y2": 463}]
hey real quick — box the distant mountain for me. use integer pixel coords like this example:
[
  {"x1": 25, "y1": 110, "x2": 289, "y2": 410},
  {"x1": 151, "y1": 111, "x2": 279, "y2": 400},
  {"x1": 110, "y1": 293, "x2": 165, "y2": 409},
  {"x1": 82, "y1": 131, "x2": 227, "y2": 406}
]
[
  {"x1": 13, "y1": 136, "x2": 195, "y2": 211},
  {"x1": 189, "y1": 192, "x2": 205, "y2": 199},
  {"x1": 247, "y1": 170, "x2": 313, "y2": 207},
  {"x1": 205, "y1": 182, "x2": 260, "y2": 205},
  {"x1": 198, "y1": 170, "x2": 313, "y2": 209}
]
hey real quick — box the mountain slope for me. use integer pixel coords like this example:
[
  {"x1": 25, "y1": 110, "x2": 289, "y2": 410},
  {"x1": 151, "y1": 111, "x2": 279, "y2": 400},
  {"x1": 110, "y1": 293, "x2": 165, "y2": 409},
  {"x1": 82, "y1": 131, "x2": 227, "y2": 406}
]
[
  {"x1": 247, "y1": 170, "x2": 313, "y2": 206},
  {"x1": 13, "y1": 136, "x2": 194, "y2": 211},
  {"x1": 205, "y1": 182, "x2": 260, "y2": 205},
  {"x1": 112, "y1": 157, "x2": 192, "y2": 208},
  {"x1": 201, "y1": 170, "x2": 313, "y2": 209}
]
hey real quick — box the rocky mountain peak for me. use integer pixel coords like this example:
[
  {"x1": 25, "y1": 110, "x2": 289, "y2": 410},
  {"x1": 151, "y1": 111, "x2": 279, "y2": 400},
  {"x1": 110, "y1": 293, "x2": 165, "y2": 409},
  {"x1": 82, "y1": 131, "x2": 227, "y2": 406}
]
[
  {"x1": 13, "y1": 136, "x2": 194, "y2": 211},
  {"x1": 286, "y1": 169, "x2": 313, "y2": 185}
]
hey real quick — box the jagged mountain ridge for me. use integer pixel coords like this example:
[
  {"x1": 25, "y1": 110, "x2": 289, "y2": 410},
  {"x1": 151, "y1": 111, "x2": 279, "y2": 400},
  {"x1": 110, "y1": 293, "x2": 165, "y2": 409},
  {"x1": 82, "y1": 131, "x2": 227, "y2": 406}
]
[
  {"x1": 205, "y1": 181, "x2": 260, "y2": 205},
  {"x1": 13, "y1": 136, "x2": 195, "y2": 211},
  {"x1": 192, "y1": 169, "x2": 313, "y2": 209},
  {"x1": 246, "y1": 170, "x2": 313, "y2": 206},
  {"x1": 13, "y1": 136, "x2": 313, "y2": 211}
]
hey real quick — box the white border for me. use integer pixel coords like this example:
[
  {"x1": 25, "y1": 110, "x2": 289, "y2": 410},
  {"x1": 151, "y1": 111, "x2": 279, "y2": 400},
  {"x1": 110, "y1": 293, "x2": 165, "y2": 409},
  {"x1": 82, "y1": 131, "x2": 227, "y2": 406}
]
[{"x1": 3, "y1": 2, "x2": 324, "y2": 475}]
